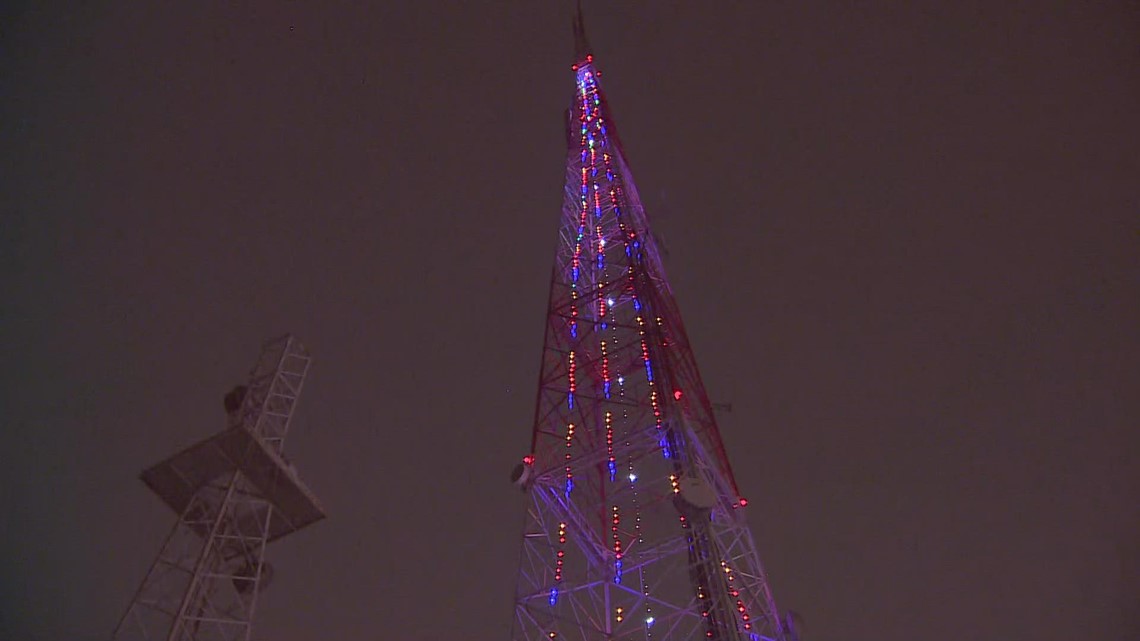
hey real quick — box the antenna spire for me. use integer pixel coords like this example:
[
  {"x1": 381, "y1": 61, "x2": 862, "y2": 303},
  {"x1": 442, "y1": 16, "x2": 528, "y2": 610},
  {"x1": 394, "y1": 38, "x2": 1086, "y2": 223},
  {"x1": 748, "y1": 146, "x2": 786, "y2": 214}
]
[{"x1": 572, "y1": 1, "x2": 592, "y2": 64}]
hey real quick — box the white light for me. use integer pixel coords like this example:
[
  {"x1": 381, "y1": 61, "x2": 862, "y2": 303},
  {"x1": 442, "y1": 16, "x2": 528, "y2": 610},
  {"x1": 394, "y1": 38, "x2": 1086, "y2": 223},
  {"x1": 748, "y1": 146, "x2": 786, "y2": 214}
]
[
  {"x1": 628, "y1": 473, "x2": 638, "y2": 482},
  {"x1": 607, "y1": 297, "x2": 615, "y2": 307},
  {"x1": 645, "y1": 617, "x2": 655, "y2": 626},
  {"x1": 600, "y1": 238, "x2": 606, "y2": 247},
  {"x1": 617, "y1": 376, "x2": 625, "y2": 385}
]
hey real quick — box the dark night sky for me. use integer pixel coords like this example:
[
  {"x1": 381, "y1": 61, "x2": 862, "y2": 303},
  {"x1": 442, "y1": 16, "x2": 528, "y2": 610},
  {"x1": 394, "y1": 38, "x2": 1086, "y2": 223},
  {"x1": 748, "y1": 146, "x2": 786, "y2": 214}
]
[{"x1": 2, "y1": 2, "x2": 1137, "y2": 640}]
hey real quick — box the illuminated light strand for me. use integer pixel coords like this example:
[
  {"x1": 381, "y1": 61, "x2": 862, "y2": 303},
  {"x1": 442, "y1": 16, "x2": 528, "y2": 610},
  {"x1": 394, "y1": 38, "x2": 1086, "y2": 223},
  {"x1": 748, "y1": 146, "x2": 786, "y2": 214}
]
[
  {"x1": 611, "y1": 504, "x2": 623, "y2": 583},
  {"x1": 674, "y1": 479, "x2": 702, "y2": 625},
  {"x1": 634, "y1": 308, "x2": 669, "y2": 459},
  {"x1": 594, "y1": 200, "x2": 604, "y2": 270},
  {"x1": 564, "y1": 422, "x2": 575, "y2": 496},
  {"x1": 644, "y1": 314, "x2": 672, "y2": 457},
  {"x1": 569, "y1": 296, "x2": 579, "y2": 342},
  {"x1": 628, "y1": 452, "x2": 651, "y2": 636},
  {"x1": 567, "y1": 79, "x2": 590, "y2": 353},
  {"x1": 604, "y1": 290, "x2": 621, "y2": 400},
  {"x1": 567, "y1": 349, "x2": 577, "y2": 394},
  {"x1": 722, "y1": 561, "x2": 754, "y2": 631},
  {"x1": 586, "y1": 101, "x2": 613, "y2": 408},
  {"x1": 594, "y1": 225, "x2": 608, "y2": 329},
  {"x1": 601, "y1": 339, "x2": 611, "y2": 399},
  {"x1": 550, "y1": 518, "x2": 568, "y2": 607},
  {"x1": 605, "y1": 410, "x2": 616, "y2": 482}
]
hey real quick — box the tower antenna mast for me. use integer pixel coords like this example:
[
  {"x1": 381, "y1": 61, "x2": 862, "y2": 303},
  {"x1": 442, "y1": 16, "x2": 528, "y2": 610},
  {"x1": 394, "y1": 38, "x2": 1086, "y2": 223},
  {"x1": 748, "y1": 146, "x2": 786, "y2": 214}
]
[{"x1": 507, "y1": 10, "x2": 793, "y2": 641}]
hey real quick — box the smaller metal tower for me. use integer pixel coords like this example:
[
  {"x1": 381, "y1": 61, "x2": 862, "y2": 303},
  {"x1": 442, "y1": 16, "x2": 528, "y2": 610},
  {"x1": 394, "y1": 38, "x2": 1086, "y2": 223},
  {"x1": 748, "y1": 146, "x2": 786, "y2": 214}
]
[{"x1": 112, "y1": 335, "x2": 325, "y2": 641}]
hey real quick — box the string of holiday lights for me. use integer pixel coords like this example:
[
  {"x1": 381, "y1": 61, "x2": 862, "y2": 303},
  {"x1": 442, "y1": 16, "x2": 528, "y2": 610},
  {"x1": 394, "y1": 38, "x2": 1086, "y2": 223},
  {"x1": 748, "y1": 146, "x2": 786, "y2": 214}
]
[
  {"x1": 625, "y1": 448, "x2": 657, "y2": 637},
  {"x1": 605, "y1": 411, "x2": 616, "y2": 483},
  {"x1": 550, "y1": 518, "x2": 568, "y2": 608},
  {"x1": 563, "y1": 421, "x2": 575, "y2": 497},
  {"x1": 611, "y1": 503, "x2": 622, "y2": 583},
  {"x1": 722, "y1": 560, "x2": 754, "y2": 632}
]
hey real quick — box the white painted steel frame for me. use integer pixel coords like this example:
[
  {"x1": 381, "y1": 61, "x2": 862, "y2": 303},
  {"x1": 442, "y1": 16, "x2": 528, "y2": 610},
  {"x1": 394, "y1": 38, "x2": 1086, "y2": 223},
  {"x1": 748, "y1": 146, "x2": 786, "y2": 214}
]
[{"x1": 112, "y1": 335, "x2": 313, "y2": 641}]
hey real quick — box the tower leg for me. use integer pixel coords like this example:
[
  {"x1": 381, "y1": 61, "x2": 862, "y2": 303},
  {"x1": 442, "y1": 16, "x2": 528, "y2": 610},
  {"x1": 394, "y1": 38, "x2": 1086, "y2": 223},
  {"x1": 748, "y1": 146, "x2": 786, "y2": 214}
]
[{"x1": 113, "y1": 470, "x2": 276, "y2": 641}]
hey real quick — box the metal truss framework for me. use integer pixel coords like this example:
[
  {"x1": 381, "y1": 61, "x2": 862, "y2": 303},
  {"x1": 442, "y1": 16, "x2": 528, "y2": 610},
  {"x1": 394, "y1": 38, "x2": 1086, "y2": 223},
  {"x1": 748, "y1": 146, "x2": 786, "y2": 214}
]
[
  {"x1": 510, "y1": 23, "x2": 789, "y2": 641},
  {"x1": 113, "y1": 335, "x2": 323, "y2": 641}
]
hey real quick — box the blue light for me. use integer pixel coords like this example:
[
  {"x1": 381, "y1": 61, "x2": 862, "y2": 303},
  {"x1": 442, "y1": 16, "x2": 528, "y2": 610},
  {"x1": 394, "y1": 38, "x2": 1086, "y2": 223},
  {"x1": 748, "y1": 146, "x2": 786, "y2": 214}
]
[
  {"x1": 660, "y1": 435, "x2": 672, "y2": 459},
  {"x1": 549, "y1": 588, "x2": 559, "y2": 606},
  {"x1": 633, "y1": 299, "x2": 641, "y2": 311},
  {"x1": 604, "y1": 380, "x2": 611, "y2": 398},
  {"x1": 608, "y1": 460, "x2": 617, "y2": 481},
  {"x1": 568, "y1": 392, "x2": 575, "y2": 409},
  {"x1": 614, "y1": 559, "x2": 623, "y2": 584},
  {"x1": 565, "y1": 478, "x2": 574, "y2": 496}
]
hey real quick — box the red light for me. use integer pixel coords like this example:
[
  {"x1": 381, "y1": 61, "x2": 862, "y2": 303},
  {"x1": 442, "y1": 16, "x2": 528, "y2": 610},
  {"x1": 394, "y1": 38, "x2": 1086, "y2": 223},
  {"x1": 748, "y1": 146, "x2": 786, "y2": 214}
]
[
  {"x1": 738, "y1": 498, "x2": 749, "y2": 507},
  {"x1": 673, "y1": 389, "x2": 682, "y2": 400},
  {"x1": 587, "y1": 54, "x2": 593, "y2": 62},
  {"x1": 523, "y1": 455, "x2": 535, "y2": 465}
]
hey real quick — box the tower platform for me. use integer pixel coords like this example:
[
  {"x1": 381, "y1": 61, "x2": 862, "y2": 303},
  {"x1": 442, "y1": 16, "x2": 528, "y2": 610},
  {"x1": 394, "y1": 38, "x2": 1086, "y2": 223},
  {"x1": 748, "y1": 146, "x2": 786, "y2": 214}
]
[{"x1": 140, "y1": 426, "x2": 325, "y2": 542}]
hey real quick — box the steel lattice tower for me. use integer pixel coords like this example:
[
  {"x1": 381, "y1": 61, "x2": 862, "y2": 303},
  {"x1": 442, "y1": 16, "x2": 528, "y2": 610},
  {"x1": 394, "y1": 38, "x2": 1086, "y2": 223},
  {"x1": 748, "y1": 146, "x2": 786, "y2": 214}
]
[
  {"x1": 509, "y1": 14, "x2": 794, "y2": 641},
  {"x1": 112, "y1": 335, "x2": 325, "y2": 641}
]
